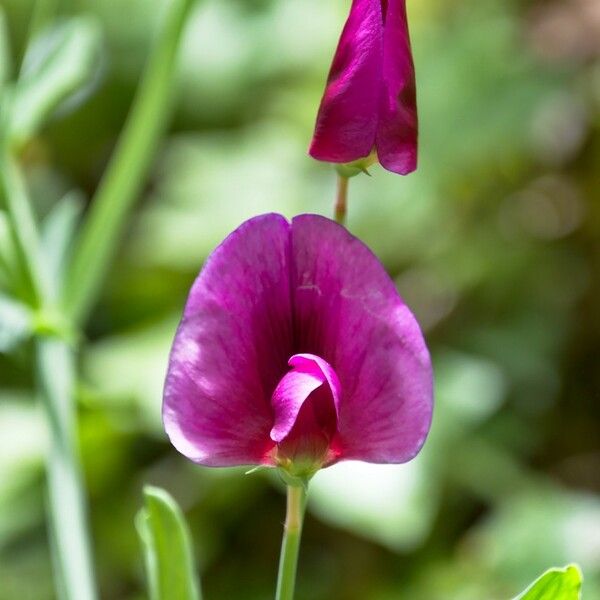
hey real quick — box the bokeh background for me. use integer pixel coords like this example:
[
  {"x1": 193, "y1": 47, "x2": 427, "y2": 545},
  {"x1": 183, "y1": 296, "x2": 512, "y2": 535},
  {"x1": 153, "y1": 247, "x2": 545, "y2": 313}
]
[{"x1": 1, "y1": 0, "x2": 599, "y2": 598}]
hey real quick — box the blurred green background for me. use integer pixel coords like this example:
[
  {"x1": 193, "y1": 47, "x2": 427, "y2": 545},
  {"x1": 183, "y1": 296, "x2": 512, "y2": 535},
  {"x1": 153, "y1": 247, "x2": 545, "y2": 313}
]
[{"x1": 0, "y1": 0, "x2": 599, "y2": 598}]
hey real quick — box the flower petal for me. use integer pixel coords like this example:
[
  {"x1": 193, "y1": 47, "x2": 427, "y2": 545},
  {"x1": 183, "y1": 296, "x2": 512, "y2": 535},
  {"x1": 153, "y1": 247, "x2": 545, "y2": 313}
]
[
  {"x1": 291, "y1": 214, "x2": 433, "y2": 464},
  {"x1": 270, "y1": 359, "x2": 325, "y2": 443},
  {"x1": 163, "y1": 214, "x2": 293, "y2": 466},
  {"x1": 270, "y1": 354, "x2": 341, "y2": 443},
  {"x1": 309, "y1": 0, "x2": 383, "y2": 164},
  {"x1": 375, "y1": 0, "x2": 418, "y2": 174}
]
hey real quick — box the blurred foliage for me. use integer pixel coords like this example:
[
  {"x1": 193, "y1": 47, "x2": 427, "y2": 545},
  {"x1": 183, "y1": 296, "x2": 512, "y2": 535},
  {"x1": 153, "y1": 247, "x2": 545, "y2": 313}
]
[{"x1": 0, "y1": 0, "x2": 599, "y2": 598}]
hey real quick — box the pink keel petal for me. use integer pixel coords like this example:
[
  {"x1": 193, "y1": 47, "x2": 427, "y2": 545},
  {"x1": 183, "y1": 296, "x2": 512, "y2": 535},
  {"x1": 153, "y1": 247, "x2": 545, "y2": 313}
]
[
  {"x1": 309, "y1": 0, "x2": 384, "y2": 163},
  {"x1": 270, "y1": 354, "x2": 341, "y2": 443},
  {"x1": 270, "y1": 366, "x2": 324, "y2": 443}
]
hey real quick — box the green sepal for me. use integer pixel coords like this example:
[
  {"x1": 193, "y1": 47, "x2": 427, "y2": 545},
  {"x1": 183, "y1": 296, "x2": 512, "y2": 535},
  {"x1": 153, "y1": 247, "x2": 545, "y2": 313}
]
[
  {"x1": 276, "y1": 465, "x2": 313, "y2": 491},
  {"x1": 334, "y1": 152, "x2": 378, "y2": 178}
]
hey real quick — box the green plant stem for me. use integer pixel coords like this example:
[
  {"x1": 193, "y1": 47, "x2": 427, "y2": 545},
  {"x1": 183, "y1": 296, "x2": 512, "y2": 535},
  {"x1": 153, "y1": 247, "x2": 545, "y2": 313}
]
[
  {"x1": 36, "y1": 337, "x2": 97, "y2": 600},
  {"x1": 334, "y1": 174, "x2": 349, "y2": 225},
  {"x1": 64, "y1": 0, "x2": 194, "y2": 324},
  {"x1": 275, "y1": 485, "x2": 307, "y2": 600}
]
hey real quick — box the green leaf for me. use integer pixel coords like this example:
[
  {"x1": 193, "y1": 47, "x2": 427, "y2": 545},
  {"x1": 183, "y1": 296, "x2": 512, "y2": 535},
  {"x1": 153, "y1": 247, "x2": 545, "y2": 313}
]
[
  {"x1": 136, "y1": 485, "x2": 201, "y2": 600},
  {"x1": 8, "y1": 16, "x2": 103, "y2": 148},
  {"x1": 514, "y1": 565, "x2": 583, "y2": 600},
  {"x1": 41, "y1": 191, "x2": 83, "y2": 301}
]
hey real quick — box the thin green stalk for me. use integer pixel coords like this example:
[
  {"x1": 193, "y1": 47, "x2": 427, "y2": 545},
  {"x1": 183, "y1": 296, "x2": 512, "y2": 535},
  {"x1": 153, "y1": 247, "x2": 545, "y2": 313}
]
[
  {"x1": 36, "y1": 337, "x2": 97, "y2": 600},
  {"x1": 64, "y1": 0, "x2": 194, "y2": 324},
  {"x1": 275, "y1": 485, "x2": 307, "y2": 600},
  {"x1": 334, "y1": 174, "x2": 349, "y2": 225}
]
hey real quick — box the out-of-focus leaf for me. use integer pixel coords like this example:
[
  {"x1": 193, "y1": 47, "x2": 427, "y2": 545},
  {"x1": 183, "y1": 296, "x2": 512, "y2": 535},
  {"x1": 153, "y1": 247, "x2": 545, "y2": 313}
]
[
  {"x1": 136, "y1": 485, "x2": 201, "y2": 600},
  {"x1": 0, "y1": 294, "x2": 32, "y2": 352},
  {"x1": 514, "y1": 564, "x2": 582, "y2": 600},
  {"x1": 9, "y1": 16, "x2": 103, "y2": 147},
  {"x1": 41, "y1": 191, "x2": 83, "y2": 299}
]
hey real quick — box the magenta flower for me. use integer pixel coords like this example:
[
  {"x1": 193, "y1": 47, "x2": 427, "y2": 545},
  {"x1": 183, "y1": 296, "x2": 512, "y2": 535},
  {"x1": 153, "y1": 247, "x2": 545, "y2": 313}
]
[
  {"x1": 163, "y1": 214, "x2": 432, "y2": 477},
  {"x1": 309, "y1": 0, "x2": 418, "y2": 175}
]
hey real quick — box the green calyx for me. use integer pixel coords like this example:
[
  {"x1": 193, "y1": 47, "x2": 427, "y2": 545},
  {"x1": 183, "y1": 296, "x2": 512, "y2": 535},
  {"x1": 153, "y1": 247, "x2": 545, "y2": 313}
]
[
  {"x1": 275, "y1": 454, "x2": 323, "y2": 488},
  {"x1": 334, "y1": 151, "x2": 378, "y2": 178}
]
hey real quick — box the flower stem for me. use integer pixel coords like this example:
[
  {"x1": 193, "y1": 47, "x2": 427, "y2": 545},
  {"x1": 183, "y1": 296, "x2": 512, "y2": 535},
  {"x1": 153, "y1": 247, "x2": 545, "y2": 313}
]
[
  {"x1": 275, "y1": 485, "x2": 307, "y2": 600},
  {"x1": 334, "y1": 174, "x2": 349, "y2": 225},
  {"x1": 37, "y1": 337, "x2": 97, "y2": 600}
]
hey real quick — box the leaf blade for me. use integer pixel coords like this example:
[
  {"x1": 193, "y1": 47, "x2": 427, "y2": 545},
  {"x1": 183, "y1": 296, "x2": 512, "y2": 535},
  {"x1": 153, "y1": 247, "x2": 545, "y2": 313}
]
[
  {"x1": 514, "y1": 564, "x2": 583, "y2": 600},
  {"x1": 9, "y1": 16, "x2": 103, "y2": 148},
  {"x1": 137, "y1": 485, "x2": 201, "y2": 600}
]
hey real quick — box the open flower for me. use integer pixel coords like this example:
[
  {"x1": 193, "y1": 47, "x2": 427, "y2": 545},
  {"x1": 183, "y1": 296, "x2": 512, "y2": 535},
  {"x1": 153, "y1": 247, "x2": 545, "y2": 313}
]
[
  {"x1": 309, "y1": 0, "x2": 418, "y2": 175},
  {"x1": 163, "y1": 214, "x2": 432, "y2": 479}
]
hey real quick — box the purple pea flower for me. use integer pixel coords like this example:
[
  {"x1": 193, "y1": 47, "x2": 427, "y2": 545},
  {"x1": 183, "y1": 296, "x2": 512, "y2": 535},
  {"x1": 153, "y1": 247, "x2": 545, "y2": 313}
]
[
  {"x1": 310, "y1": 0, "x2": 418, "y2": 175},
  {"x1": 163, "y1": 214, "x2": 432, "y2": 478}
]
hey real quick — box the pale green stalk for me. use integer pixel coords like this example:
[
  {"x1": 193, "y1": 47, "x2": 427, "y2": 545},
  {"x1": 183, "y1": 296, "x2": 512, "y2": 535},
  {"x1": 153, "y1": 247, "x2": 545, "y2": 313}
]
[
  {"x1": 275, "y1": 485, "x2": 308, "y2": 600},
  {"x1": 36, "y1": 338, "x2": 97, "y2": 600}
]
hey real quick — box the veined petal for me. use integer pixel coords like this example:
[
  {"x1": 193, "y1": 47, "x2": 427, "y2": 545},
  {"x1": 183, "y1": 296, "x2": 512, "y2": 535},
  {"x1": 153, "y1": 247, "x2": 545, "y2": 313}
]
[
  {"x1": 291, "y1": 215, "x2": 433, "y2": 464},
  {"x1": 309, "y1": 0, "x2": 384, "y2": 163},
  {"x1": 376, "y1": 0, "x2": 418, "y2": 174},
  {"x1": 163, "y1": 214, "x2": 293, "y2": 467}
]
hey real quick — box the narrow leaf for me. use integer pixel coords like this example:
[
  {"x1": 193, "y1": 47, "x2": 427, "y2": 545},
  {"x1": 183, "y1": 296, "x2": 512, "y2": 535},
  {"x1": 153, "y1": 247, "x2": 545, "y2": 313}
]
[
  {"x1": 9, "y1": 16, "x2": 103, "y2": 147},
  {"x1": 41, "y1": 191, "x2": 84, "y2": 300},
  {"x1": 136, "y1": 485, "x2": 201, "y2": 600},
  {"x1": 514, "y1": 564, "x2": 583, "y2": 600}
]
